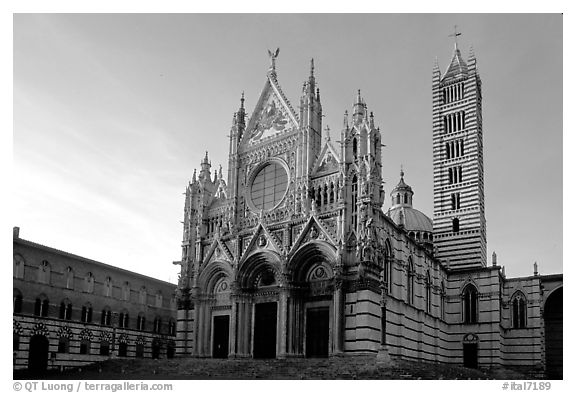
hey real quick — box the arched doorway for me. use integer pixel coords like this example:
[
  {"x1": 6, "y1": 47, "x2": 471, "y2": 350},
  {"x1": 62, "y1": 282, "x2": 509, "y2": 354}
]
[
  {"x1": 462, "y1": 334, "x2": 479, "y2": 368},
  {"x1": 151, "y1": 339, "x2": 161, "y2": 359},
  {"x1": 289, "y1": 241, "x2": 336, "y2": 358},
  {"x1": 544, "y1": 287, "x2": 562, "y2": 379},
  {"x1": 236, "y1": 250, "x2": 282, "y2": 359},
  {"x1": 28, "y1": 335, "x2": 49, "y2": 373},
  {"x1": 166, "y1": 340, "x2": 176, "y2": 359}
]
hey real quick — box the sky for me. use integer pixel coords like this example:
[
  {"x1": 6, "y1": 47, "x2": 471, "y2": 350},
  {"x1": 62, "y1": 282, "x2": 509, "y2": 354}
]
[{"x1": 12, "y1": 13, "x2": 563, "y2": 281}]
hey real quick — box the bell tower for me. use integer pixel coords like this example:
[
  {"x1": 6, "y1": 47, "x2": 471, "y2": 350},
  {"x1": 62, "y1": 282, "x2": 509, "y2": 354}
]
[{"x1": 432, "y1": 29, "x2": 486, "y2": 269}]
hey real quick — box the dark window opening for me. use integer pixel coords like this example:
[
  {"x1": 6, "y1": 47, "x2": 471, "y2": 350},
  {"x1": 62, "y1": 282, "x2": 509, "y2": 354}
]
[{"x1": 463, "y1": 285, "x2": 478, "y2": 324}]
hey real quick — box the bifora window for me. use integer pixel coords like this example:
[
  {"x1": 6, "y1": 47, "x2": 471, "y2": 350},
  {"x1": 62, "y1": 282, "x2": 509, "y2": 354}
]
[{"x1": 250, "y1": 162, "x2": 288, "y2": 210}]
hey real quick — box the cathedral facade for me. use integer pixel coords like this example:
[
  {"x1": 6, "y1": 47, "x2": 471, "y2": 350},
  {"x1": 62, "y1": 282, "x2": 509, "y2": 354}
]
[{"x1": 174, "y1": 44, "x2": 563, "y2": 377}]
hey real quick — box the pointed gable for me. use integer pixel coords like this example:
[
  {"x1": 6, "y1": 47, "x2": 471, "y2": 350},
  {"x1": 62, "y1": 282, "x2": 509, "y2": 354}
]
[
  {"x1": 312, "y1": 140, "x2": 341, "y2": 176},
  {"x1": 242, "y1": 73, "x2": 299, "y2": 147},
  {"x1": 239, "y1": 222, "x2": 283, "y2": 263},
  {"x1": 201, "y1": 238, "x2": 234, "y2": 268},
  {"x1": 442, "y1": 47, "x2": 468, "y2": 83},
  {"x1": 289, "y1": 215, "x2": 337, "y2": 256}
]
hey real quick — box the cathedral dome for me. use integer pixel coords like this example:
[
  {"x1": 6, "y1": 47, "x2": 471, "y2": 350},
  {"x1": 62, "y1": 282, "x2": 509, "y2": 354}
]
[
  {"x1": 386, "y1": 169, "x2": 433, "y2": 242},
  {"x1": 387, "y1": 206, "x2": 433, "y2": 233}
]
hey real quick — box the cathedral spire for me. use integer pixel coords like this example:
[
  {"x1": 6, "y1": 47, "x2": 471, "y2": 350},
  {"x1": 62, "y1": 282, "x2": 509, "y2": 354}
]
[
  {"x1": 199, "y1": 151, "x2": 212, "y2": 182},
  {"x1": 310, "y1": 58, "x2": 315, "y2": 78},
  {"x1": 353, "y1": 89, "x2": 366, "y2": 123},
  {"x1": 236, "y1": 91, "x2": 246, "y2": 127}
]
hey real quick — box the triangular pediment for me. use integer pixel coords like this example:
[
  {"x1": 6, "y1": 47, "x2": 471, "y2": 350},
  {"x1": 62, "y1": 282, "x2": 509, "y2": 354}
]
[
  {"x1": 289, "y1": 216, "x2": 337, "y2": 256},
  {"x1": 202, "y1": 238, "x2": 234, "y2": 267},
  {"x1": 242, "y1": 75, "x2": 299, "y2": 146},
  {"x1": 312, "y1": 141, "x2": 341, "y2": 175},
  {"x1": 240, "y1": 222, "x2": 283, "y2": 263}
]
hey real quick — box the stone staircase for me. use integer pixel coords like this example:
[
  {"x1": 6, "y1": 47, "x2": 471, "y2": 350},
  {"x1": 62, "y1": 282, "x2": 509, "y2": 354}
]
[{"x1": 15, "y1": 356, "x2": 532, "y2": 380}]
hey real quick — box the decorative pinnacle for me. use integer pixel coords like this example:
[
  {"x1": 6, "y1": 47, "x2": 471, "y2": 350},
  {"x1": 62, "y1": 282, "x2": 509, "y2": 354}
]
[
  {"x1": 400, "y1": 165, "x2": 404, "y2": 179},
  {"x1": 310, "y1": 58, "x2": 315, "y2": 77},
  {"x1": 356, "y1": 89, "x2": 362, "y2": 104},
  {"x1": 240, "y1": 91, "x2": 245, "y2": 109},
  {"x1": 449, "y1": 25, "x2": 462, "y2": 49},
  {"x1": 324, "y1": 125, "x2": 331, "y2": 141}
]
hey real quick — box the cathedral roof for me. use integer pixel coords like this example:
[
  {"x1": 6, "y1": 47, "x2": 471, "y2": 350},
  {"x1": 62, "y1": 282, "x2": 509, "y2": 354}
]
[
  {"x1": 387, "y1": 206, "x2": 433, "y2": 234},
  {"x1": 442, "y1": 46, "x2": 468, "y2": 82}
]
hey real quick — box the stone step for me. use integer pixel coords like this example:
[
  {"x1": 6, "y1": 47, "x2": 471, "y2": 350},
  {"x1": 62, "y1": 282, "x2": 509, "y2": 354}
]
[{"x1": 15, "y1": 357, "x2": 531, "y2": 380}]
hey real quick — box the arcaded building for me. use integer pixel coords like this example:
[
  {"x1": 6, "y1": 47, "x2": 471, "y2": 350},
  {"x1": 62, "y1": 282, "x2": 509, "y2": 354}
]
[
  {"x1": 173, "y1": 43, "x2": 563, "y2": 377},
  {"x1": 13, "y1": 227, "x2": 177, "y2": 372}
]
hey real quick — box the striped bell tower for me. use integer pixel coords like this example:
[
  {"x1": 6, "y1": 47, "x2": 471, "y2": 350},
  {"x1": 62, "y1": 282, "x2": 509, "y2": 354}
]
[{"x1": 432, "y1": 31, "x2": 486, "y2": 269}]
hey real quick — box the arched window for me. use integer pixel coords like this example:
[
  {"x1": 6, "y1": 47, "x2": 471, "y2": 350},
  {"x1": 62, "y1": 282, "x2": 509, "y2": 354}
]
[
  {"x1": 353, "y1": 138, "x2": 358, "y2": 159},
  {"x1": 407, "y1": 259, "x2": 414, "y2": 305},
  {"x1": 81, "y1": 303, "x2": 93, "y2": 323},
  {"x1": 139, "y1": 287, "x2": 147, "y2": 305},
  {"x1": 59, "y1": 299, "x2": 72, "y2": 320},
  {"x1": 451, "y1": 193, "x2": 460, "y2": 210},
  {"x1": 84, "y1": 272, "x2": 95, "y2": 293},
  {"x1": 155, "y1": 291, "x2": 163, "y2": 308},
  {"x1": 462, "y1": 284, "x2": 478, "y2": 324},
  {"x1": 383, "y1": 240, "x2": 392, "y2": 294},
  {"x1": 100, "y1": 308, "x2": 112, "y2": 326},
  {"x1": 153, "y1": 317, "x2": 162, "y2": 333},
  {"x1": 119, "y1": 311, "x2": 129, "y2": 329},
  {"x1": 425, "y1": 271, "x2": 432, "y2": 314},
  {"x1": 34, "y1": 295, "x2": 49, "y2": 317},
  {"x1": 329, "y1": 182, "x2": 335, "y2": 204},
  {"x1": 104, "y1": 277, "x2": 112, "y2": 297},
  {"x1": 137, "y1": 313, "x2": 146, "y2": 331},
  {"x1": 65, "y1": 267, "x2": 74, "y2": 289},
  {"x1": 122, "y1": 281, "x2": 130, "y2": 301},
  {"x1": 168, "y1": 319, "x2": 176, "y2": 336},
  {"x1": 13, "y1": 289, "x2": 23, "y2": 314},
  {"x1": 511, "y1": 291, "x2": 527, "y2": 329},
  {"x1": 38, "y1": 260, "x2": 51, "y2": 284},
  {"x1": 351, "y1": 175, "x2": 358, "y2": 230},
  {"x1": 440, "y1": 282, "x2": 446, "y2": 320},
  {"x1": 452, "y1": 217, "x2": 460, "y2": 233},
  {"x1": 13, "y1": 254, "x2": 25, "y2": 279}
]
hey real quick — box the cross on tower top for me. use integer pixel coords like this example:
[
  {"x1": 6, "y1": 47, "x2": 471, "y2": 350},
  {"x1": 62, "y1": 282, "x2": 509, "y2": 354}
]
[{"x1": 449, "y1": 25, "x2": 462, "y2": 49}]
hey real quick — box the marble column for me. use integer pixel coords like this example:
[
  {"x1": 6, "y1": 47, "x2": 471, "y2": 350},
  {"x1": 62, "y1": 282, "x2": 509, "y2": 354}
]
[
  {"x1": 229, "y1": 298, "x2": 237, "y2": 357},
  {"x1": 278, "y1": 289, "x2": 288, "y2": 358},
  {"x1": 333, "y1": 281, "x2": 344, "y2": 355}
]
